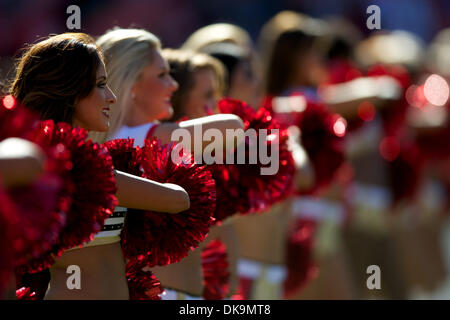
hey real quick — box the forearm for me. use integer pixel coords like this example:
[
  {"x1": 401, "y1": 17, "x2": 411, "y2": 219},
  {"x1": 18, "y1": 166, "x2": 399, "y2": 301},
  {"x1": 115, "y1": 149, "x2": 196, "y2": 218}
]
[
  {"x1": 287, "y1": 127, "x2": 315, "y2": 191},
  {"x1": 114, "y1": 170, "x2": 190, "y2": 213}
]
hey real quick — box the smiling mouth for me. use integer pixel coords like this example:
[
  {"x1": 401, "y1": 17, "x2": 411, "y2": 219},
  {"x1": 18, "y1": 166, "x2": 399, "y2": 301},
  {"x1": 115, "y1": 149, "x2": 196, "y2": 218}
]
[{"x1": 102, "y1": 108, "x2": 110, "y2": 118}]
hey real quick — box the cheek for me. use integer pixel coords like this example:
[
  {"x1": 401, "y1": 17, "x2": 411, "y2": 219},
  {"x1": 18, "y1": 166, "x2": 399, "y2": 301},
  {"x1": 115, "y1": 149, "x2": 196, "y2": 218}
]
[
  {"x1": 77, "y1": 100, "x2": 95, "y2": 119},
  {"x1": 146, "y1": 79, "x2": 165, "y2": 97},
  {"x1": 74, "y1": 91, "x2": 106, "y2": 129}
]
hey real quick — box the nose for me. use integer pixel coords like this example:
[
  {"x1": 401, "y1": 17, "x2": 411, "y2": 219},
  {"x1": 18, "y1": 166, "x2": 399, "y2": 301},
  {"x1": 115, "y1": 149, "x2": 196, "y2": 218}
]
[{"x1": 106, "y1": 85, "x2": 117, "y2": 105}]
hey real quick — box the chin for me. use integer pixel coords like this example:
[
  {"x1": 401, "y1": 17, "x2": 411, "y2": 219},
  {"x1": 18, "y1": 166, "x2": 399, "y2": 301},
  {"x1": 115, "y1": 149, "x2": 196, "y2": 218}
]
[
  {"x1": 157, "y1": 108, "x2": 173, "y2": 121},
  {"x1": 95, "y1": 121, "x2": 109, "y2": 132}
]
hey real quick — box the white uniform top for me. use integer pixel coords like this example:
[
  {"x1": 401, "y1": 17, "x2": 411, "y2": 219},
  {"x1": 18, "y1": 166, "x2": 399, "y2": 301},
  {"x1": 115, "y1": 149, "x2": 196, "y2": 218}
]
[{"x1": 110, "y1": 123, "x2": 157, "y2": 147}]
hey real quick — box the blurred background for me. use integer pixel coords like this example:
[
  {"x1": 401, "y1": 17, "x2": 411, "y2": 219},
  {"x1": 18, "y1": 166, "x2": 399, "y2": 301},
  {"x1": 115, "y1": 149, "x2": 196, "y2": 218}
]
[{"x1": 1, "y1": 0, "x2": 450, "y2": 56}]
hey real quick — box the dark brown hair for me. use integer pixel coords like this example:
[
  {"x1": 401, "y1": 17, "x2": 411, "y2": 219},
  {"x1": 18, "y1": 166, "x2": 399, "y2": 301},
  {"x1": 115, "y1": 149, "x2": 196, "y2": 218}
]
[
  {"x1": 10, "y1": 33, "x2": 104, "y2": 124},
  {"x1": 265, "y1": 29, "x2": 316, "y2": 96}
]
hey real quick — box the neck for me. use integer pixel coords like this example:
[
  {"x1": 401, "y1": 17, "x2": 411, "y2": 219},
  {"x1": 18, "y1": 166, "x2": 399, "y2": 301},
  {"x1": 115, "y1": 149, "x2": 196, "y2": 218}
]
[{"x1": 124, "y1": 105, "x2": 149, "y2": 127}]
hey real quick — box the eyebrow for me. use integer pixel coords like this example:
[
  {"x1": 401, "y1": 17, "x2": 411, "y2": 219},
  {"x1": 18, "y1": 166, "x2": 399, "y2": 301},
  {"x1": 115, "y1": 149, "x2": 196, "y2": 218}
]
[{"x1": 97, "y1": 76, "x2": 107, "y2": 81}]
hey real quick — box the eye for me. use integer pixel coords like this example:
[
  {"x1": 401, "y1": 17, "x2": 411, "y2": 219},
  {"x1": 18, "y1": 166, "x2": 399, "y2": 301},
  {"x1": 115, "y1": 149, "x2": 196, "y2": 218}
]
[
  {"x1": 158, "y1": 69, "x2": 170, "y2": 79},
  {"x1": 97, "y1": 81, "x2": 107, "y2": 88}
]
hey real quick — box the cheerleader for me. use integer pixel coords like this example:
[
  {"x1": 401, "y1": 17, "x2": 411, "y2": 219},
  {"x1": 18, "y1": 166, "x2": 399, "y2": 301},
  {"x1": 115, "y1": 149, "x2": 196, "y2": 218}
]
[
  {"x1": 232, "y1": 11, "x2": 352, "y2": 300},
  {"x1": 181, "y1": 23, "x2": 262, "y2": 107},
  {"x1": 151, "y1": 48, "x2": 239, "y2": 299},
  {"x1": 9, "y1": 33, "x2": 191, "y2": 299},
  {"x1": 90, "y1": 28, "x2": 243, "y2": 148},
  {"x1": 91, "y1": 28, "x2": 243, "y2": 299}
]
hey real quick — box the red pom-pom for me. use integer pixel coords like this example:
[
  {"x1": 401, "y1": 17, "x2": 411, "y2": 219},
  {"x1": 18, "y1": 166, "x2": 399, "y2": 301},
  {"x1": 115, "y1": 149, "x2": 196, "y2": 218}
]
[
  {"x1": 15, "y1": 269, "x2": 50, "y2": 300},
  {"x1": 9, "y1": 174, "x2": 66, "y2": 268},
  {"x1": 367, "y1": 64, "x2": 411, "y2": 136},
  {"x1": 0, "y1": 183, "x2": 16, "y2": 294},
  {"x1": 207, "y1": 164, "x2": 241, "y2": 222},
  {"x1": 0, "y1": 101, "x2": 69, "y2": 272},
  {"x1": 388, "y1": 142, "x2": 425, "y2": 205},
  {"x1": 19, "y1": 121, "x2": 118, "y2": 271},
  {"x1": 213, "y1": 98, "x2": 295, "y2": 220},
  {"x1": 202, "y1": 239, "x2": 230, "y2": 300},
  {"x1": 294, "y1": 101, "x2": 346, "y2": 194},
  {"x1": 121, "y1": 138, "x2": 215, "y2": 267},
  {"x1": 16, "y1": 287, "x2": 37, "y2": 300},
  {"x1": 0, "y1": 98, "x2": 40, "y2": 141},
  {"x1": 324, "y1": 59, "x2": 363, "y2": 85},
  {"x1": 102, "y1": 139, "x2": 142, "y2": 176},
  {"x1": 126, "y1": 259, "x2": 163, "y2": 300},
  {"x1": 283, "y1": 218, "x2": 318, "y2": 298}
]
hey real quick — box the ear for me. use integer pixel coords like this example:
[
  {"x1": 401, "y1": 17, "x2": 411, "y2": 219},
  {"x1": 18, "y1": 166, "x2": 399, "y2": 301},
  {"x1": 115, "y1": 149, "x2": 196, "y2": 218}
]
[{"x1": 130, "y1": 84, "x2": 137, "y2": 100}]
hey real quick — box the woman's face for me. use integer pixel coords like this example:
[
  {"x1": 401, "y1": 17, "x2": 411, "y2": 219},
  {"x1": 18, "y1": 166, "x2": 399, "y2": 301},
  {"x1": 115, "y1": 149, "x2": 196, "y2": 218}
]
[
  {"x1": 73, "y1": 62, "x2": 116, "y2": 132},
  {"x1": 130, "y1": 50, "x2": 179, "y2": 122},
  {"x1": 183, "y1": 68, "x2": 221, "y2": 118},
  {"x1": 295, "y1": 49, "x2": 328, "y2": 87},
  {"x1": 228, "y1": 60, "x2": 261, "y2": 107}
]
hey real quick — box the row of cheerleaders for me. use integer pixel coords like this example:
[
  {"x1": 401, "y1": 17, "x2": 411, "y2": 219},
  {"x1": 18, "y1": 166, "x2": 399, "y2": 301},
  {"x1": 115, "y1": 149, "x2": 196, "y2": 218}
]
[
  {"x1": 2, "y1": 69, "x2": 449, "y2": 300},
  {"x1": 1, "y1": 19, "x2": 450, "y2": 301}
]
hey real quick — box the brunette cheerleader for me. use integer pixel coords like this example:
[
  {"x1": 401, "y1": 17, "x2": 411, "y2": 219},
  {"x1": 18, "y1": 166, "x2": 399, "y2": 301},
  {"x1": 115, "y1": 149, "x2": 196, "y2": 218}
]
[
  {"x1": 181, "y1": 23, "x2": 262, "y2": 107},
  {"x1": 9, "y1": 33, "x2": 191, "y2": 299}
]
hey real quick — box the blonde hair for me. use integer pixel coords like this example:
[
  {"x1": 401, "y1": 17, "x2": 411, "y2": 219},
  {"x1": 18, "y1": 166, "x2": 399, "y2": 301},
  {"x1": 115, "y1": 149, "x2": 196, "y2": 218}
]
[
  {"x1": 182, "y1": 23, "x2": 252, "y2": 53},
  {"x1": 162, "y1": 48, "x2": 225, "y2": 120},
  {"x1": 355, "y1": 30, "x2": 424, "y2": 71},
  {"x1": 89, "y1": 28, "x2": 161, "y2": 143},
  {"x1": 427, "y1": 28, "x2": 450, "y2": 76}
]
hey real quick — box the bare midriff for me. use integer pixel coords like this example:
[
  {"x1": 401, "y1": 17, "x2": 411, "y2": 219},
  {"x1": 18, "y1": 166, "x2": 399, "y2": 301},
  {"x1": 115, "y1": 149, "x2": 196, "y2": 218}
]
[
  {"x1": 45, "y1": 242, "x2": 129, "y2": 300},
  {"x1": 151, "y1": 219, "x2": 239, "y2": 297},
  {"x1": 233, "y1": 200, "x2": 293, "y2": 265}
]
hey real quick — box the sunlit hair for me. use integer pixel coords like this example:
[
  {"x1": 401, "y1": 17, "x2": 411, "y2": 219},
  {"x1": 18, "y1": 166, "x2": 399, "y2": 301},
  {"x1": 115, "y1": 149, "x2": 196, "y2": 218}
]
[
  {"x1": 182, "y1": 23, "x2": 252, "y2": 54},
  {"x1": 162, "y1": 48, "x2": 225, "y2": 121},
  {"x1": 355, "y1": 30, "x2": 425, "y2": 71},
  {"x1": 427, "y1": 28, "x2": 450, "y2": 77},
  {"x1": 10, "y1": 33, "x2": 103, "y2": 124},
  {"x1": 200, "y1": 42, "x2": 251, "y2": 91},
  {"x1": 259, "y1": 11, "x2": 328, "y2": 95},
  {"x1": 89, "y1": 27, "x2": 161, "y2": 143}
]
